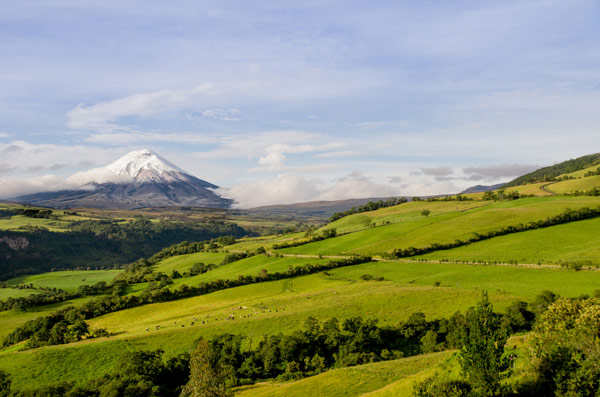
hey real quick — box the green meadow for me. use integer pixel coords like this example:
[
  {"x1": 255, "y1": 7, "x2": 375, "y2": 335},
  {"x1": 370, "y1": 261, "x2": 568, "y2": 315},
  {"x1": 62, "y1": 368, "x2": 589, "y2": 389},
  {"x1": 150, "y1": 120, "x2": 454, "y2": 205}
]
[
  {"x1": 416, "y1": 216, "x2": 600, "y2": 265},
  {"x1": 3, "y1": 254, "x2": 600, "y2": 390},
  {"x1": 153, "y1": 252, "x2": 228, "y2": 274},
  {"x1": 282, "y1": 196, "x2": 600, "y2": 255},
  {"x1": 169, "y1": 254, "x2": 331, "y2": 287},
  {"x1": 7, "y1": 270, "x2": 122, "y2": 292},
  {"x1": 0, "y1": 296, "x2": 99, "y2": 342},
  {"x1": 0, "y1": 215, "x2": 72, "y2": 232},
  {"x1": 0, "y1": 288, "x2": 43, "y2": 300},
  {"x1": 546, "y1": 174, "x2": 600, "y2": 194},
  {"x1": 235, "y1": 351, "x2": 453, "y2": 397}
]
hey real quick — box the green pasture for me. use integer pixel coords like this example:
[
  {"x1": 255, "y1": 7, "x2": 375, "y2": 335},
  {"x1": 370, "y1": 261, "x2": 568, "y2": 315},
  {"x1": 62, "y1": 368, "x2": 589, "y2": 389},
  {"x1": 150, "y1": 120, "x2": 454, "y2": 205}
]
[
  {"x1": 415, "y1": 217, "x2": 600, "y2": 265},
  {"x1": 3, "y1": 255, "x2": 598, "y2": 390},
  {"x1": 546, "y1": 175, "x2": 600, "y2": 194},
  {"x1": 330, "y1": 261, "x2": 600, "y2": 300},
  {"x1": 153, "y1": 252, "x2": 228, "y2": 274},
  {"x1": 281, "y1": 196, "x2": 600, "y2": 255},
  {"x1": 7, "y1": 270, "x2": 122, "y2": 292},
  {"x1": 1, "y1": 273, "x2": 484, "y2": 390},
  {"x1": 0, "y1": 296, "x2": 99, "y2": 342},
  {"x1": 503, "y1": 182, "x2": 553, "y2": 196},
  {"x1": 562, "y1": 163, "x2": 600, "y2": 178},
  {"x1": 235, "y1": 351, "x2": 452, "y2": 397},
  {"x1": 170, "y1": 254, "x2": 330, "y2": 287},
  {"x1": 323, "y1": 201, "x2": 488, "y2": 234},
  {"x1": 0, "y1": 288, "x2": 43, "y2": 300},
  {"x1": 226, "y1": 232, "x2": 305, "y2": 252},
  {"x1": 0, "y1": 215, "x2": 71, "y2": 232}
]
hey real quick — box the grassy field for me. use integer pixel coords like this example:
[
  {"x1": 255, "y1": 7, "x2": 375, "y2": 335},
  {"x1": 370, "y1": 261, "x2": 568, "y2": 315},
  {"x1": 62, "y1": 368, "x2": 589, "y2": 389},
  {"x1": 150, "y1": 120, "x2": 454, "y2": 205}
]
[
  {"x1": 330, "y1": 261, "x2": 600, "y2": 300},
  {"x1": 0, "y1": 215, "x2": 72, "y2": 232},
  {"x1": 7, "y1": 270, "x2": 122, "y2": 292},
  {"x1": 0, "y1": 296, "x2": 100, "y2": 342},
  {"x1": 226, "y1": 232, "x2": 306, "y2": 252},
  {"x1": 235, "y1": 351, "x2": 453, "y2": 396},
  {"x1": 3, "y1": 192, "x2": 600, "y2": 394},
  {"x1": 3, "y1": 253, "x2": 599, "y2": 390},
  {"x1": 0, "y1": 288, "x2": 43, "y2": 300},
  {"x1": 169, "y1": 254, "x2": 331, "y2": 287},
  {"x1": 281, "y1": 196, "x2": 600, "y2": 255},
  {"x1": 502, "y1": 182, "x2": 553, "y2": 196},
  {"x1": 153, "y1": 252, "x2": 228, "y2": 274},
  {"x1": 546, "y1": 175, "x2": 600, "y2": 194},
  {"x1": 415, "y1": 217, "x2": 600, "y2": 265}
]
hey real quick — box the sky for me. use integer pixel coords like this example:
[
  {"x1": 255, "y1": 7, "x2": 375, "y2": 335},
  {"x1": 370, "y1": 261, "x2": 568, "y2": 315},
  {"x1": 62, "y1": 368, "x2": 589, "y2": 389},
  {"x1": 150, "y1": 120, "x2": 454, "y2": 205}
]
[{"x1": 1, "y1": 0, "x2": 600, "y2": 207}]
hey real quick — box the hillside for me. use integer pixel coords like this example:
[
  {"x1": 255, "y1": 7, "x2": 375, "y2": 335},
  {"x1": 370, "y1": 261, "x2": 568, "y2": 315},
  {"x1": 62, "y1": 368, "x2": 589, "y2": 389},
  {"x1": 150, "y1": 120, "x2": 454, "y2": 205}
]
[
  {"x1": 1, "y1": 182, "x2": 600, "y2": 394},
  {"x1": 504, "y1": 152, "x2": 600, "y2": 187}
]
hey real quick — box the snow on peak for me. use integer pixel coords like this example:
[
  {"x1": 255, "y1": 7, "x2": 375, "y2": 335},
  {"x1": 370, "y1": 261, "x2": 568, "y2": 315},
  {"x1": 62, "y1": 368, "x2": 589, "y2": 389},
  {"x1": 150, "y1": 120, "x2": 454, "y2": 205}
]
[
  {"x1": 105, "y1": 149, "x2": 187, "y2": 179},
  {"x1": 67, "y1": 149, "x2": 192, "y2": 186}
]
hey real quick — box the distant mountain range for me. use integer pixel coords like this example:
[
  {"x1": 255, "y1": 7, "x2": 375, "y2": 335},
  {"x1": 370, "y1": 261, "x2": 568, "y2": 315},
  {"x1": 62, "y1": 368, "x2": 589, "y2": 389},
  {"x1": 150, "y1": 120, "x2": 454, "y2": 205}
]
[
  {"x1": 460, "y1": 183, "x2": 506, "y2": 194},
  {"x1": 14, "y1": 149, "x2": 232, "y2": 209}
]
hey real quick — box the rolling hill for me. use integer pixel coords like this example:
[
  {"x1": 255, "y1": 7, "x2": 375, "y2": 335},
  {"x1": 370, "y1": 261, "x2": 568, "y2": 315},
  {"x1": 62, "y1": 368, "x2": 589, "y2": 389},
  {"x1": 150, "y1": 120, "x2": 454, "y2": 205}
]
[{"x1": 1, "y1": 154, "x2": 600, "y2": 395}]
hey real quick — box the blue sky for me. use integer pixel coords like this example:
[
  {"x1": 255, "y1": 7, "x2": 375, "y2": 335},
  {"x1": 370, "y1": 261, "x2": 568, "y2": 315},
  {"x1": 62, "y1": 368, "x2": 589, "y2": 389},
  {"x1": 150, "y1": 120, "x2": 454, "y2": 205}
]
[{"x1": 1, "y1": 1, "x2": 600, "y2": 206}]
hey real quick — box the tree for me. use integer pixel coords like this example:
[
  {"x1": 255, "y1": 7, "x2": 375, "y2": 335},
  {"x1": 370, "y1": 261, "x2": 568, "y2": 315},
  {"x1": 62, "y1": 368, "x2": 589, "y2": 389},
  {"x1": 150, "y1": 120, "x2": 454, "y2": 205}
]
[
  {"x1": 182, "y1": 339, "x2": 229, "y2": 397},
  {"x1": 527, "y1": 298, "x2": 600, "y2": 395},
  {"x1": 0, "y1": 369, "x2": 11, "y2": 397},
  {"x1": 259, "y1": 268, "x2": 268, "y2": 281},
  {"x1": 421, "y1": 209, "x2": 430, "y2": 217},
  {"x1": 459, "y1": 291, "x2": 509, "y2": 395}
]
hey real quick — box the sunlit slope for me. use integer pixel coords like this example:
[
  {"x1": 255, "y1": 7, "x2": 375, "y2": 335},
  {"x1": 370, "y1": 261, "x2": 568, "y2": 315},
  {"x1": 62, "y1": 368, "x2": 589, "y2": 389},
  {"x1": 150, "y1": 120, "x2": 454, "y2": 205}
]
[
  {"x1": 281, "y1": 197, "x2": 600, "y2": 255},
  {"x1": 322, "y1": 201, "x2": 487, "y2": 234},
  {"x1": 545, "y1": 175, "x2": 600, "y2": 194},
  {"x1": 153, "y1": 252, "x2": 228, "y2": 274},
  {"x1": 562, "y1": 163, "x2": 600, "y2": 178},
  {"x1": 167, "y1": 255, "x2": 331, "y2": 287},
  {"x1": 502, "y1": 182, "x2": 553, "y2": 196},
  {"x1": 415, "y1": 216, "x2": 600, "y2": 265},
  {"x1": 235, "y1": 351, "x2": 451, "y2": 397},
  {"x1": 4, "y1": 255, "x2": 600, "y2": 390},
  {"x1": 7, "y1": 270, "x2": 121, "y2": 292},
  {"x1": 226, "y1": 232, "x2": 306, "y2": 252},
  {"x1": 0, "y1": 288, "x2": 43, "y2": 300},
  {"x1": 0, "y1": 296, "x2": 99, "y2": 341}
]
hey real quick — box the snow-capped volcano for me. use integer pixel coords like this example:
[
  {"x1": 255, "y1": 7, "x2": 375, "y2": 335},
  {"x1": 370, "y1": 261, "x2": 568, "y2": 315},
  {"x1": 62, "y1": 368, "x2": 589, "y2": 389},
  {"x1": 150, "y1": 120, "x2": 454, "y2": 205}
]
[
  {"x1": 15, "y1": 150, "x2": 231, "y2": 209},
  {"x1": 104, "y1": 149, "x2": 195, "y2": 184}
]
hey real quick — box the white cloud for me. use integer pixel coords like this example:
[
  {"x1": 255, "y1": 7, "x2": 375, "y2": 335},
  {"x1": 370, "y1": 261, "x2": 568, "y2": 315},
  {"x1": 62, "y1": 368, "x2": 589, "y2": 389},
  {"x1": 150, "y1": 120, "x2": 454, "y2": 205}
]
[
  {"x1": 217, "y1": 171, "x2": 398, "y2": 208},
  {"x1": 216, "y1": 174, "x2": 321, "y2": 208},
  {"x1": 255, "y1": 143, "x2": 316, "y2": 171},
  {"x1": 199, "y1": 108, "x2": 240, "y2": 121},
  {"x1": 0, "y1": 175, "x2": 81, "y2": 198},
  {"x1": 67, "y1": 84, "x2": 220, "y2": 132}
]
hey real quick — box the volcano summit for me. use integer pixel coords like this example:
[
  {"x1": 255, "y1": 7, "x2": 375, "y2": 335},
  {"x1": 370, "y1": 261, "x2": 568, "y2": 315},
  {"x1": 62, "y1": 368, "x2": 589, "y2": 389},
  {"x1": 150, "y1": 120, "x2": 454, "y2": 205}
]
[{"x1": 15, "y1": 149, "x2": 232, "y2": 209}]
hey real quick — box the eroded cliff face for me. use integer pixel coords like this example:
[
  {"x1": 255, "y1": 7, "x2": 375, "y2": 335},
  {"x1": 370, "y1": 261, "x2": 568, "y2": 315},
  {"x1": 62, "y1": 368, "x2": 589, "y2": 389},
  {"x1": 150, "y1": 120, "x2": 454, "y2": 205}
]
[{"x1": 0, "y1": 236, "x2": 30, "y2": 250}]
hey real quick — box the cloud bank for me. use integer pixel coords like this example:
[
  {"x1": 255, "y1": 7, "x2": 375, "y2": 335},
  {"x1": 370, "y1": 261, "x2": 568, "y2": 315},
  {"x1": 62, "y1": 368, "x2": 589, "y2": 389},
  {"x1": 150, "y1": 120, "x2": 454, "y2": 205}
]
[{"x1": 217, "y1": 171, "x2": 398, "y2": 208}]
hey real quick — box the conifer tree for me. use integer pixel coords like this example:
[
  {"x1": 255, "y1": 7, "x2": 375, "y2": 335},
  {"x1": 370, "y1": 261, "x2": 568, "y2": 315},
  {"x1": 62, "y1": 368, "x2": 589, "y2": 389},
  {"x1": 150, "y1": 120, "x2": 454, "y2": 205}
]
[{"x1": 459, "y1": 291, "x2": 510, "y2": 395}]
